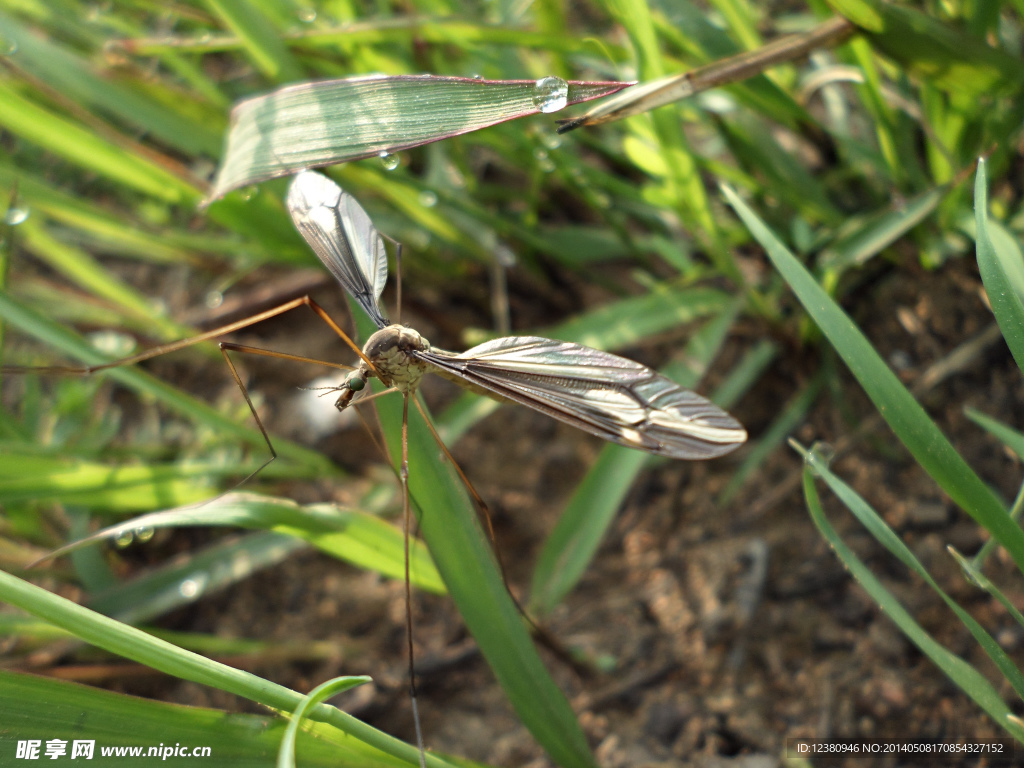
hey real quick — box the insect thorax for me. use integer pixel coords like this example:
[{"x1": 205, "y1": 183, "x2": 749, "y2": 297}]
[{"x1": 361, "y1": 325, "x2": 431, "y2": 393}]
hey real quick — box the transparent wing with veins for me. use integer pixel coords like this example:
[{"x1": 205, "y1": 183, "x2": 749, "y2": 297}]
[
  {"x1": 419, "y1": 336, "x2": 746, "y2": 459},
  {"x1": 287, "y1": 170, "x2": 390, "y2": 329}
]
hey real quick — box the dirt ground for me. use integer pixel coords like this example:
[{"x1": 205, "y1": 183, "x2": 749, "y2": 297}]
[{"x1": 66, "y1": 252, "x2": 1024, "y2": 767}]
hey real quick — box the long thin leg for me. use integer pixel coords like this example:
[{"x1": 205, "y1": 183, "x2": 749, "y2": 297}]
[
  {"x1": 217, "y1": 344, "x2": 277, "y2": 486},
  {"x1": 5, "y1": 295, "x2": 378, "y2": 377},
  {"x1": 218, "y1": 342, "x2": 356, "y2": 372},
  {"x1": 401, "y1": 393, "x2": 427, "y2": 768}
]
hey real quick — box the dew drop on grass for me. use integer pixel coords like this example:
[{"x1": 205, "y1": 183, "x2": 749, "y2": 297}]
[
  {"x1": 114, "y1": 530, "x2": 135, "y2": 548},
  {"x1": 533, "y1": 76, "x2": 568, "y2": 113},
  {"x1": 4, "y1": 207, "x2": 28, "y2": 225},
  {"x1": 378, "y1": 150, "x2": 400, "y2": 170},
  {"x1": 494, "y1": 244, "x2": 516, "y2": 267},
  {"x1": 806, "y1": 441, "x2": 835, "y2": 472},
  {"x1": 297, "y1": 7, "x2": 317, "y2": 22},
  {"x1": 541, "y1": 133, "x2": 563, "y2": 150},
  {"x1": 418, "y1": 190, "x2": 438, "y2": 207},
  {"x1": 179, "y1": 575, "x2": 208, "y2": 599},
  {"x1": 87, "y1": 329, "x2": 137, "y2": 358},
  {"x1": 205, "y1": 290, "x2": 224, "y2": 309}
]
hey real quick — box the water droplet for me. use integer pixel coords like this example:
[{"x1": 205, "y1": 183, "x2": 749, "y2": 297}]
[
  {"x1": 541, "y1": 133, "x2": 563, "y2": 150},
  {"x1": 805, "y1": 441, "x2": 835, "y2": 471},
  {"x1": 418, "y1": 190, "x2": 438, "y2": 208},
  {"x1": 532, "y1": 148, "x2": 548, "y2": 161},
  {"x1": 408, "y1": 230, "x2": 430, "y2": 249},
  {"x1": 4, "y1": 207, "x2": 28, "y2": 225},
  {"x1": 205, "y1": 290, "x2": 224, "y2": 309},
  {"x1": 1, "y1": 38, "x2": 18, "y2": 55},
  {"x1": 297, "y1": 7, "x2": 317, "y2": 22},
  {"x1": 378, "y1": 150, "x2": 399, "y2": 171},
  {"x1": 87, "y1": 330, "x2": 137, "y2": 357},
  {"x1": 239, "y1": 185, "x2": 258, "y2": 201},
  {"x1": 134, "y1": 526, "x2": 155, "y2": 543},
  {"x1": 179, "y1": 575, "x2": 208, "y2": 599},
  {"x1": 114, "y1": 530, "x2": 135, "y2": 548},
  {"x1": 494, "y1": 245, "x2": 516, "y2": 267},
  {"x1": 538, "y1": 157, "x2": 556, "y2": 173},
  {"x1": 532, "y1": 76, "x2": 568, "y2": 113},
  {"x1": 471, "y1": 73, "x2": 484, "y2": 80}
]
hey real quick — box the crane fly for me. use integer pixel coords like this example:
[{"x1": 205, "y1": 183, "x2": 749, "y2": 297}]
[
  {"x1": 287, "y1": 169, "x2": 745, "y2": 766},
  {"x1": 286, "y1": 169, "x2": 747, "y2": 460}
]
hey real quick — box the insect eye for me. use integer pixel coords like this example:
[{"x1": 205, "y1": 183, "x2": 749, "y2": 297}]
[{"x1": 347, "y1": 374, "x2": 366, "y2": 392}]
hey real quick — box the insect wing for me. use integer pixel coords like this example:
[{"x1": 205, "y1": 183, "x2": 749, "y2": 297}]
[
  {"x1": 286, "y1": 170, "x2": 390, "y2": 328},
  {"x1": 420, "y1": 336, "x2": 746, "y2": 459}
]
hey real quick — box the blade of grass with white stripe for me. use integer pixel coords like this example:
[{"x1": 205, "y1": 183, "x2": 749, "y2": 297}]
[
  {"x1": 209, "y1": 76, "x2": 630, "y2": 201},
  {"x1": 721, "y1": 183, "x2": 1024, "y2": 574},
  {"x1": 796, "y1": 442, "x2": 1024, "y2": 738},
  {"x1": 974, "y1": 159, "x2": 1024, "y2": 374},
  {"x1": 0, "y1": 569, "x2": 458, "y2": 768}
]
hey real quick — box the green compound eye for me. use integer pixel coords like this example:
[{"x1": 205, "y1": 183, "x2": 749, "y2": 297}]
[{"x1": 347, "y1": 375, "x2": 366, "y2": 392}]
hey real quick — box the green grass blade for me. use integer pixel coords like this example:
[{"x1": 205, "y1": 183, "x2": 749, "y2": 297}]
[
  {"x1": 965, "y1": 407, "x2": 1024, "y2": 459},
  {"x1": 18, "y1": 218, "x2": 191, "y2": 341},
  {"x1": 974, "y1": 159, "x2": 1024, "y2": 374},
  {"x1": 836, "y1": 0, "x2": 1024, "y2": 96},
  {"x1": 722, "y1": 183, "x2": 1024, "y2": 574},
  {"x1": 798, "y1": 443, "x2": 1024, "y2": 718},
  {"x1": 818, "y1": 186, "x2": 944, "y2": 271},
  {"x1": 0, "y1": 10, "x2": 223, "y2": 157},
  {"x1": 0, "y1": 670, "x2": 407, "y2": 768},
  {"x1": 0, "y1": 569, "x2": 457, "y2": 768},
  {"x1": 88, "y1": 530, "x2": 309, "y2": 624},
  {"x1": 0, "y1": 451, "x2": 223, "y2": 510},
  {"x1": 209, "y1": 76, "x2": 629, "y2": 200},
  {"x1": 0, "y1": 80, "x2": 200, "y2": 204},
  {"x1": 279, "y1": 676, "x2": 374, "y2": 768},
  {"x1": 44, "y1": 492, "x2": 445, "y2": 596},
  {"x1": 204, "y1": 0, "x2": 303, "y2": 82},
  {"x1": 948, "y1": 547, "x2": 1024, "y2": 633}
]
